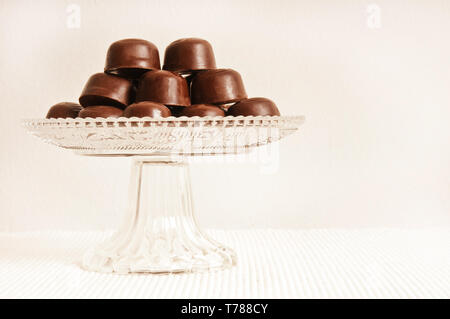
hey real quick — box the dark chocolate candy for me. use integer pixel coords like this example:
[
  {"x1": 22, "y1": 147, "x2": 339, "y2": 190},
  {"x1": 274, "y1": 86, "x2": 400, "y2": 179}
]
[
  {"x1": 123, "y1": 101, "x2": 171, "y2": 118},
  {"x1": 163, "y1": 38, "x2": 216, "y2": 74},
  {"x1": 78, "y1": 105, "x2": 123, "y2": 118},
  {"x1": 179, "y1": 104, "x2": 225, "y2": 117},
  {"x1": 79, "y1": 73, "x2": 133, "y2": 109},
  {"x1": 105, "y1": 39, "x2": 160, "y2": 79},
  {"x1": 46, "y1": 102, "x2": 83, "y2": 119},
  {"x1": 227, "y1": 97, "x2": 280, "y2": 116},
  {"x1": 190, "y1": 69, "x2": 247, "y2": 105},
  {"x1": 136, "y1": 70, "x2": 190, "y2": 106}
]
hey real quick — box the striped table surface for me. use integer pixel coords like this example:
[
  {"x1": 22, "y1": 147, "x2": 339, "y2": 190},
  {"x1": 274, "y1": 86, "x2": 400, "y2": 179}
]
[{"x1": 0, "y1": 229, "x2": 449, "y2": 299}]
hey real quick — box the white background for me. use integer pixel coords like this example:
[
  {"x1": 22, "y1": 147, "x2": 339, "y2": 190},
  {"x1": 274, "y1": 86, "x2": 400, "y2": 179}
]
[{"x1": 0, "y1": 0, "x2": 449, "y2": 231}]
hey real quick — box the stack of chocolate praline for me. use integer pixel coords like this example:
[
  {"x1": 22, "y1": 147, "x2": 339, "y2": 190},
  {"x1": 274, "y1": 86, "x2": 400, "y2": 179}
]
[{"x1": 46, "y1": 38, "x2": 280, "y2": 119}]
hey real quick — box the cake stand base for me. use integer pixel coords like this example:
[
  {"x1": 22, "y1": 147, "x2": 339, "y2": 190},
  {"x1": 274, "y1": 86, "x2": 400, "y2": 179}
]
[{"x1": 82, "y1": 156, "x2": 236, "y2": 274}]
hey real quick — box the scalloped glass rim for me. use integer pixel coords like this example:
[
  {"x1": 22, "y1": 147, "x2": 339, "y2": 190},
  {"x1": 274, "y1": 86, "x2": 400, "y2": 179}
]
[
  {"x1": 22, "y1": 115, "x2": 305, "y2": 156},
  {"x1": 23, "y1": 115, "x2": 305, "y2": 126}
]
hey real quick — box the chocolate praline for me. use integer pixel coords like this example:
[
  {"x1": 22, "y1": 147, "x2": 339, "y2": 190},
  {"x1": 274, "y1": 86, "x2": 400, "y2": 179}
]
[
  {"x1": 163, "y1": 38, "x2": 216, "y2": 74},
  {"x1": 136, "y1": 70, "x2": 190, "y2": 106},
  {"x1": 105, "y1": 38, "x2": 161, "y2": 79},
  {"x1": 190, "y1": 69, "x2": 247, "y2": 105},
  {"x1": 179, "y1": 104, "x2": 225, "y2": 117},
  {"x1": 227, "y1": 98, "x2": 280, "y2": 116},
  {"x1": 123, "y1": 101, "x2": 171, "y2": 118},
  {"x1": 79, "y1": 73, "x2": 133, "y2": 109},
  {"x1": 46, "y1": 102, "x2": 83, "y2": 119},
  {"x1": 78, "y1": 105, "x2": 123, "y2": 118}
]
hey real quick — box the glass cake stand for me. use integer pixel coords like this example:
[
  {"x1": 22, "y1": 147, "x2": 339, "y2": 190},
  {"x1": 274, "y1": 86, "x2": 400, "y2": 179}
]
[{"x1": 23, "y1": 115, "x2": 305, "y2": 274}]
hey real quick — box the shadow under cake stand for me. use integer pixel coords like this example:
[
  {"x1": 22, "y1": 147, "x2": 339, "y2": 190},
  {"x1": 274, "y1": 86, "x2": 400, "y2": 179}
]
[{"x1": 23, "y1": 115, "x2": 305, "y2": 274}]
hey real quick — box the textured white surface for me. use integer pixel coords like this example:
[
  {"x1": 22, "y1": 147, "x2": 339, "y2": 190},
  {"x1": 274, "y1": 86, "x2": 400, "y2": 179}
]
[{"x1": 0, "y1": 229, "x2": 449, "y2": 299}]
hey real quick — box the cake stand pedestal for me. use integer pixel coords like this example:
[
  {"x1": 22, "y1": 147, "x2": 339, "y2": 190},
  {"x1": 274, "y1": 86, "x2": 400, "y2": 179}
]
[
  {"x1": 83, "y1": 156, "x2": 236, "y2": 273},
  {"x1": 23, "y1": 115, "x2": 304, "y2": 274}
]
